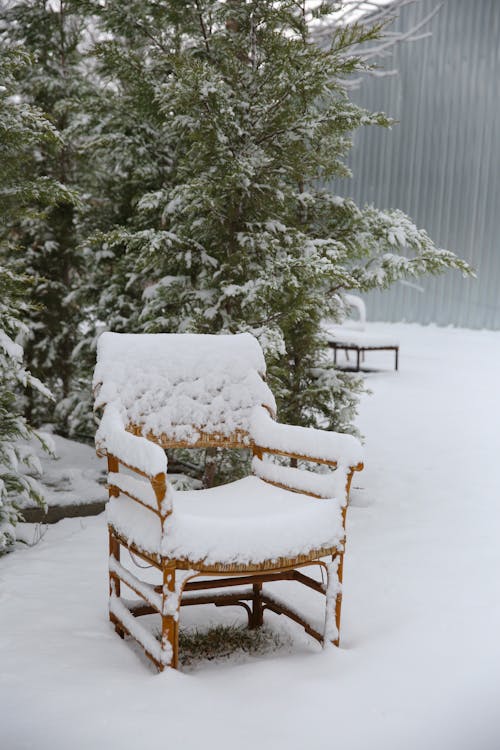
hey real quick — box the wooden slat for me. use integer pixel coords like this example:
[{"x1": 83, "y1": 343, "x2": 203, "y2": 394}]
[
  {"x1": 257, "y1": 476, "x2": 323, "y2": 499},
  {"x1": 109, "y1": 610, "x2": 161, "y2": 670},
  {"x1": 255, "y1": 447, "x2": 363, "y2": 473},
  {"x1": 255, "y1": 446, "x2": 338, "y2": 467},
  {"x1": 128, "y1": 602, "x2": 157, "y2": 618},
  {"x1": 329, "y1": 343, "x2": 399, "y2": 352},
  {"x1": 107, "y1": 453, "x2": 167, "y2": 486},
  {"x1": 261, "y1": 593, "x2": 324, "y2": 644},
  {"x1": 118, "y1": 421, "x2": 363, "y2": 473},
  {"x1": 108, "y1": 484, "x2": 161, "y2": 516},
  {"x1": 109, "y1": 596, "x2": 162, "y2": 666},
  {"x1": 109, "y1": 557, "x2": 162, "y2": 611},
  {"x1": 181, "y1": 592, "x2": 253, "y2": 608},
  {"x1": 292, "y1": 570, "x2": 326, "y2": 594},
  {"x1": 183, "y1": 571, "x2": 296, "y2": 591},
  {"x1": 109, "y1": 525, "x2": 341, "y2": 574},
  {"x1": 127, "y1": 423, "x2": 251, "y2": 451}
]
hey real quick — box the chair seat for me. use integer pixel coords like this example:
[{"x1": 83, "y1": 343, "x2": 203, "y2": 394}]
[
  {"x1": 324, "y1": 325, "x2": 399, "y2": 348},
  {"x1": 107, "y1": 476, "x2": 344, "y2": 566}
]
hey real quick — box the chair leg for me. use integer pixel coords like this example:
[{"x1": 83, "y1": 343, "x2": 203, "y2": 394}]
[
  {"x1": 324, "y1": 556, "x2": 342, "y2": 647},
  {"x1": 109, "y1": 530, "x2": 124, "y2": 639},
  {"x1": 159, "y1": 564, "x2": 179, "y2": 670},
  {"x1": 249, "y1": 582, "x2": 264, "y2": 629},
  {"x1": 333, "y1": 554, "x2": 344, "y2": 647}
]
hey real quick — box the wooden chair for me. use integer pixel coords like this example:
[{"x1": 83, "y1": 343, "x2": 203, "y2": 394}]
[{"x1": 93, "y1": 332, "x2": 363, "y2": 670}]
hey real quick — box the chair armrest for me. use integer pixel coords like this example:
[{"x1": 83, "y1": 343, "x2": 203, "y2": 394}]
[
  {"x1": 252, "y1": 456, "x2": 351, "y2": 501},
  {"x1": 96, "y1": 404, "x2": 167, "y2": 478},
  {"x1": 250, "y1": 407, "x2": 363, "y2": 470}
]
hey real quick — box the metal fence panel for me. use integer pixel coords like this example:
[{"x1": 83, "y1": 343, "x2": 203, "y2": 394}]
[{"x1": 328, "y1": 0, "x2": 500, "y2": 328}]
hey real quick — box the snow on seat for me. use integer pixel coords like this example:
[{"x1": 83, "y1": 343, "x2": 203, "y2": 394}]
[
  {"x1": 107, "y1": 476, "x2": 344, "y2": 566},
  {"x1": 323, "y1": 295, "x2": 399, "y2": 348},
  {"x1": 323, "y1": 324, "x2": 400, "y2": 348}
]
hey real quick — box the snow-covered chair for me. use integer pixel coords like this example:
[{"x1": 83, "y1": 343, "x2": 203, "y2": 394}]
[
  {"x1": 93, "y1": 332, "x2": 363, "y2": 671},
  {"x1": 324, "y1": 294, "x2": 399, "y2": 371}
]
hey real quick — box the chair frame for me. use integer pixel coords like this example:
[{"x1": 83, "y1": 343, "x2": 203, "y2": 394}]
[{"x1": 106, "y1": 429, "x2": 363, "y2": 671}]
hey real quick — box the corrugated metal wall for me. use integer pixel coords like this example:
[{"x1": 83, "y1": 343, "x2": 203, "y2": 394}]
[{"x1": 331, "y1": 0, "x2": 500, "y2": 328}]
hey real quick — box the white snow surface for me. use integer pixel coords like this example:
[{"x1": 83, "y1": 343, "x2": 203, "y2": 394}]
[
  {"x1": 0, "y1": 329, "x2": 23, "y2": 360},
  {"x1": 252, "y1": 455, "x2": 348, "y2": 499},
  {"x1": 93, "y1": 332, "x2": 276, "y2": 446},
  {"x1": 2, "y1": 323, "x2": 500, "y2": 750},
  {"x1": 107, "y1": 471, "x2": 159, "y2": 511},
  {"x1": 251, "y1": 405, "x2": 363, "y2": 466},
  {"x1": 96, "y1": 403, "x2": 167, "y2": 476},
  {"x1": 19, "y1": 432, "x2": 105, "y2": 508},
  {"x1": 107, "y1": 475, "x2": 345, "y2": 564}
]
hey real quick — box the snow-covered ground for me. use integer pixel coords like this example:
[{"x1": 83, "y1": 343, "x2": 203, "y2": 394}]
[
  {"x1": 20, "y1": 433, "x2": 105, "y2": 509},
  {"x1": 2, "y1": 323, "x2": 500, "y2": 750}
]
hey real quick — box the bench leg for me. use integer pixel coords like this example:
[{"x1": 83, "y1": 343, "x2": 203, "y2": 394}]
[
  {"x1": 395, "y1": 347, "x2": 399, "y2": 371},
  {"x1": 356, "y1": 348, "x2": 360, "y2": 371}
]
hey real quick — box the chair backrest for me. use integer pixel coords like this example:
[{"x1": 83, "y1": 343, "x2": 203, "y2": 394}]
[
  {"x1": 93, "y1": 332, "x2": 276, "y2": 449},
  {"x1": 344, "y1": 294, "x2": 366, "y2": 331}
]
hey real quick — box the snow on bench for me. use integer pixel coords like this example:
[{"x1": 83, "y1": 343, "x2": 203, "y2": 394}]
[{"x1": 323, "y1": 295, "x2": 400, "y2": 371}]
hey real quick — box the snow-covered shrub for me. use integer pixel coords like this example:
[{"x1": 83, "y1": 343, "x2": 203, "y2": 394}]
[
  {"x1": 1, "y1": 3, "x2": 472, "y2": 485},
  {"x1": 0, "y1": 47, "x2": 57, "y2": 551},
  {"x1": 80, "y1": 1, "x2": 471, "y2": 452},
  {"x1": 0, "y1": 1, "x2": 88, "y2": 432},
  {"x1": 0, "y1": 267, "x2": 53, "y2": 552}
]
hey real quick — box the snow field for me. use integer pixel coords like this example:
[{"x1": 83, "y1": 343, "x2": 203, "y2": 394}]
[{"x1": 1, "y1": 323, "x2": 500, "y2": 750}]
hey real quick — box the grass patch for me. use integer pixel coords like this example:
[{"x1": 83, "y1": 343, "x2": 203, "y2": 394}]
[{"x1": 157, "y1": 623, "x2": 291, "y2": 668}]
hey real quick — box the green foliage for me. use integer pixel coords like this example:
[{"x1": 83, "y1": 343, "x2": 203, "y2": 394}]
[
  {"x1": 0, "y1": 0, "x2": 89, "y2": 431},
  {"x1": 0, "y1": 1, "x2": 473, "y2": 490},
  {"x1": 80, "y1": 0, "x2": 471, "y2": 459},
  {"x1": 0, "y1": 47, "x2": 57, "y2": 552},
  {"x1": 0, "y1": 266, "x2": 52, "y2": 553}
]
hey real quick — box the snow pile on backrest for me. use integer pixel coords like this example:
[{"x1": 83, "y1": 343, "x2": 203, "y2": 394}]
[{"x1": 93, "y1": 332, "x2": 276, "y2": 445}]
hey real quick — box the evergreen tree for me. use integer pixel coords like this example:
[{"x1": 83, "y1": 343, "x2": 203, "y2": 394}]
[
  {"x1": 84, "y1": 1, "x2": 470, "y2": 439},
  {"x1": 69, "y1": 1, "x2": 472, "y2": 484},
  {"x1": 59, "y1": 0, "x2": 181, "y2": 438},
  {"x1": 0, "y1": 47, "x2": 61, "y2": 552},
  {"x1": 0, "y1": 0, "x2": 90, "y2": 432}
]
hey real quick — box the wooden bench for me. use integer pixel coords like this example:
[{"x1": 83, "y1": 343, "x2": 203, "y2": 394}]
[
  {"x1": 324, "y1": 295, "x2": 400, "y2": 372},
  {"x1": 329, "y1": 338, "x2": 399, "y2": 371}
]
